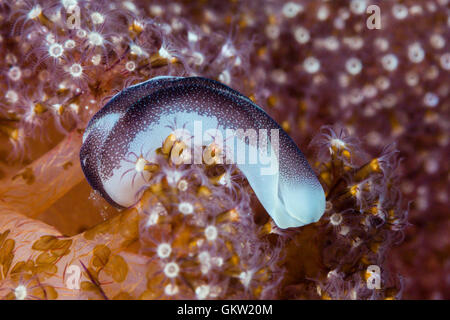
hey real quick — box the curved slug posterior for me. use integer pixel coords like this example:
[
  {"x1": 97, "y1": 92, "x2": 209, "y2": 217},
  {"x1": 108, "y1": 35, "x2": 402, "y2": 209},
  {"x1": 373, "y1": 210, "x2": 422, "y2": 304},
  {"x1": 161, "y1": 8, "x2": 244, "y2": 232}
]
[{"x1": 80, "y1": 76, "x2": 326, "y2": 229}]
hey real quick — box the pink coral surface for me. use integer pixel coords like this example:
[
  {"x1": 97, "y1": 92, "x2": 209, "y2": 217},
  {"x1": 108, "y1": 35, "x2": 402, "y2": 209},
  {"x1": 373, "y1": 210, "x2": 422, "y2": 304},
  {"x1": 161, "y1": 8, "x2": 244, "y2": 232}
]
[{"x1": 0, "y1": 0, "x2": 448, "y2": 299}]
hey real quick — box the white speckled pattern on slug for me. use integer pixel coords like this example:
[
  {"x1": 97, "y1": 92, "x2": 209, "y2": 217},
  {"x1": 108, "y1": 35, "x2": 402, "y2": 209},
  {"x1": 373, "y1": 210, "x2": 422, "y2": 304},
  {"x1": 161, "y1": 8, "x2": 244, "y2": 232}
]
[{"x1": 80, "y1": 77, "x2": 325, "y2": 228}]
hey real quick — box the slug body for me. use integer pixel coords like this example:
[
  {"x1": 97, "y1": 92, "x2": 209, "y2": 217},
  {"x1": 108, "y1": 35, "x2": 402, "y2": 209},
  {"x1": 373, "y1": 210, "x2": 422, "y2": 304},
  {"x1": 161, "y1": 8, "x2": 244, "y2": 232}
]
[{"x1": 80, "y1": 76, "x2": 325, "y2": 228}]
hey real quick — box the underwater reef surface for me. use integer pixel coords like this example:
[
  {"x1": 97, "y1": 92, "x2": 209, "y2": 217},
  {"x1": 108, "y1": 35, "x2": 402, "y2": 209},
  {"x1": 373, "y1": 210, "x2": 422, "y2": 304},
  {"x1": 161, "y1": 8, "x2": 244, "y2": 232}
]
[{"x1": 0, "y1": 0, "x2": 448, "y2": 299}]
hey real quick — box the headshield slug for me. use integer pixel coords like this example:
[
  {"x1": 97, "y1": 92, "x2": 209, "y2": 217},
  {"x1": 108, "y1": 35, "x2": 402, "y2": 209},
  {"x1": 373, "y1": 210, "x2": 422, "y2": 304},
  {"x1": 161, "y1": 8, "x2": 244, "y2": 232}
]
[{"x1": 80, "y1": 76, "x2": 325, "y2": 228}]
